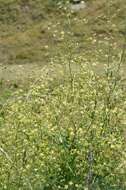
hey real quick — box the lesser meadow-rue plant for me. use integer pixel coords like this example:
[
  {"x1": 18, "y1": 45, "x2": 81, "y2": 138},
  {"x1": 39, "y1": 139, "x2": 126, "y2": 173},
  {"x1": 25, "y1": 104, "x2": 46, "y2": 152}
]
[{"x1": 0, "y1": 50, "x2": 126, "y2": 190}]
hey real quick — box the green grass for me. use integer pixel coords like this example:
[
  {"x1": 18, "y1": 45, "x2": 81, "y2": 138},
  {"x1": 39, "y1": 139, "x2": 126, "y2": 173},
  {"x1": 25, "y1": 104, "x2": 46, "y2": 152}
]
[
  {"x1": 0, "y1": 0, "x2": 125, "y2": 114},
  {"x1": 0, "y1": 1, "x2": 126, "y2": 189},
  {"x1": 0, "y1": 0, "x2": 125, "y2": 72},
  {"x1": 1, "y1": 0, "x2": 126, "y2": 102}
]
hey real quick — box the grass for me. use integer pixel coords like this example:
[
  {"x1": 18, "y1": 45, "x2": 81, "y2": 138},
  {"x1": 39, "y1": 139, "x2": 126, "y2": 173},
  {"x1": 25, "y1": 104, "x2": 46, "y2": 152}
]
[
  {"x1": 0, "y1": 0, "x2": 126, "y2": 189},
  {"x1": 0, "y1": 0, "x2": 125, "y2": 101}
]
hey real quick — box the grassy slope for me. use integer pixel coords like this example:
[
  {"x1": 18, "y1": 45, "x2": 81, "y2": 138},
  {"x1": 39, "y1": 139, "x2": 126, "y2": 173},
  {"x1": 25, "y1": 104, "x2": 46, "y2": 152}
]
[{"x1": 0, "y1": 0, "x2": 125, "y2": 96}]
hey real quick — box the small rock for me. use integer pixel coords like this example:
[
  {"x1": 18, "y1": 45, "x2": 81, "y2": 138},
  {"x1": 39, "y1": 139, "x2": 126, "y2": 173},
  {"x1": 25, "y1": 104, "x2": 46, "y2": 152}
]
[
  {"x1": 71, "y1": 0, "x2": 81, "y2": 4},
  {"x1": 70, "y1": 1, "x2": 86, "y2": 11}
]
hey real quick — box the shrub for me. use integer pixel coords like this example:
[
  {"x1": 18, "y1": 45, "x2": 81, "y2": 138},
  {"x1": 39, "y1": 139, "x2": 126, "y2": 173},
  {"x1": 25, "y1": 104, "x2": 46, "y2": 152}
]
[{"x1": 0, "y1": 60, "x2": 126, "y2": 189}]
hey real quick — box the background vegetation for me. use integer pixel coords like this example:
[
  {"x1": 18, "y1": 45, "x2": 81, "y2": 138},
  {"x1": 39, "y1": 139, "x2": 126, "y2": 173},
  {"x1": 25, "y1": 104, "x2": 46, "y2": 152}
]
[{"x1": 0, "y1": 0, "x2": 126, "y2": 189}]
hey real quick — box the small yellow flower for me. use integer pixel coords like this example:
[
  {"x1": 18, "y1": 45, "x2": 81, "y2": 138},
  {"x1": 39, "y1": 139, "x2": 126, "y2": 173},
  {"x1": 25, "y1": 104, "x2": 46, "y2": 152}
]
[
  {"x1": 45, "y1": 45, "x2": 48, "y2": 49},
  {"x1": 61, "y1": 31, "x2": 65, "y2": 35},
  {"x1": 64, "y1": 185, "x2": 68, "y2": 189},
  {"x1": 69, "y1": 181, "x2": 73, "y2": 186}
]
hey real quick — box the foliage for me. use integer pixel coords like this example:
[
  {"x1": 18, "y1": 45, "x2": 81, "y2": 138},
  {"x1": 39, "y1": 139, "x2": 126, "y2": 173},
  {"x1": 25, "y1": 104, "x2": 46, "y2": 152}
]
[
  {"x1": 0, "y1": 0, "x2": 126, "y2": 189},
  {"x1": 0, "y1": 58, "x2": 126, "y2": 189}
]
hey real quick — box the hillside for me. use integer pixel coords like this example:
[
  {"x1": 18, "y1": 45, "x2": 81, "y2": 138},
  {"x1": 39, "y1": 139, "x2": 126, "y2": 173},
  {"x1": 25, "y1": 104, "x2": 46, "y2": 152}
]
[
  {"x1": 0, "y1": 1, "x2": 126, "y2": 189},
  {"x1": 0, "y1": 0, "x2": 125, "y2": 83}
]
